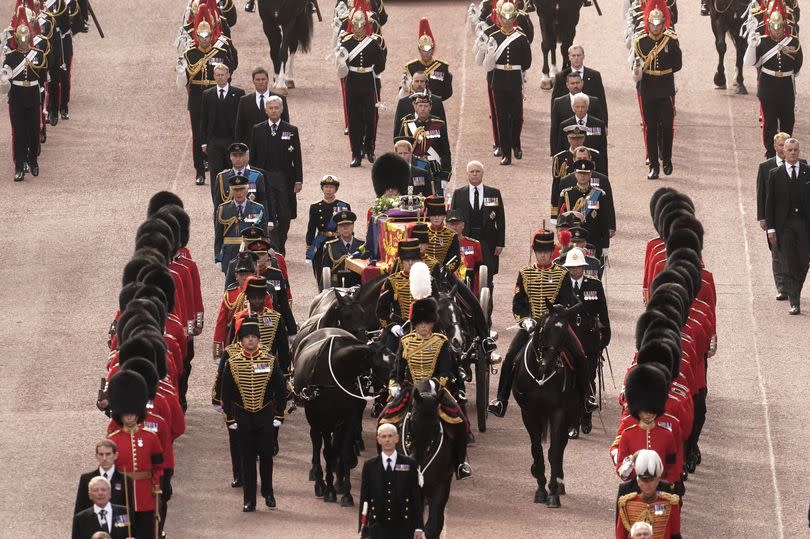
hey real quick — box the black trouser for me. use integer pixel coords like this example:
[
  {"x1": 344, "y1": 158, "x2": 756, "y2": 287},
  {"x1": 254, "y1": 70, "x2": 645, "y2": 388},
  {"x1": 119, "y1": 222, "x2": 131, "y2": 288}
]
[
  {"x1": 493, "y1": 84, "x2": 524, "y2": 158},
  {"x1": 641, "y1": 95, "x2": 674, "y2": 165},
  {"x1": 188, "y1": 90, "x2": 206, "y2": 177},
  {"x1": 237, "y1": 414, "x2": 276, "y2": 505},
  {"x1": 486, "y1": 72, "x2": 499, "y2": 147},
  {"x1": 778, "y1": 214, "x2": 810, "y2": 305},
  {"x1": 760, "y1": 92, "x2": 795, "y2": 158},
  {"x1": 59, "y1": 33, "x2": 73, "y2": 109},
  {"x1": 207, "y1": 136, "x2": 232, "y2": 186},
  {"x1": 228, "y1": 424, "x2": 242, "y2": 481},
  {"x1": 179, "y1": 339, "x2": 194, "y2": 410},
  {"x1": 688, "y1": 387, "x2": 707, "y2": 455},
  {"x1": 771, "y1": 242, "x2": 787, "y2": 295},
  {"x1": 346, "y1": 90, "x2": 376, "y2": 157},
  {"x1": 133, "y1": 510, "x2": 156, "y2": 539},
  {"x1": 9, "y1": 100, "x2": 40, "y2": 171},
  {"x1": 269, "y1": 183, "x2": 292, "y2": 255},
  {"x1": 158, "y1": 467, "x2": 173, "y2": 535}
]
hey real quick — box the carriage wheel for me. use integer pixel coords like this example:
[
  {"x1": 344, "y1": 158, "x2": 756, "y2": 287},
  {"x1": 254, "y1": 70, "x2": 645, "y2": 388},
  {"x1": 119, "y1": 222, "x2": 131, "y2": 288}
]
[
  {"x1": 477, "y1": 265, "x2": 489, "y2": 294},
  {"x1": 476, "y1": 287, "x2": 492, "y2": 432},
  {"x1": 321, "y1": 267, "x2": 332, "y2": 290}
]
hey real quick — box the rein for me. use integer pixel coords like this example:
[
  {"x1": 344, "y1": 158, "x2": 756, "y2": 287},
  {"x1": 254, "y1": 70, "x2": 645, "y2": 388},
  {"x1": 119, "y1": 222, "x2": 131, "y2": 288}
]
[
  {"x1": 326, "y1": 336, "x2": 376, "y2": 403},
  {"x1": 401, "y1": 408, "x2": 444, "y2": 488}
]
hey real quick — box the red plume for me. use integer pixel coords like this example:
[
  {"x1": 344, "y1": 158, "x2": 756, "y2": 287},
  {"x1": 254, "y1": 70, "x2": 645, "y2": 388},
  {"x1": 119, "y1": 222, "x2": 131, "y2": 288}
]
[
  {"x1": 349, "y1": 0, "x2": 372, "y2": 36},
  {"x1": 559, "y1": 229, "x2": 572, "y2": 248},
  {"x1": 643, "y1": 0, "x2": 671, "y2": 33},
  {"x1": 418, "y1": 17, "x2": 435, "y2": 45},
  {"x1": 206, "y1": 0, "x2": 223, "y2": 37},
  {"x1": 490, "y1": 2, "x2": 500, "y2": 25},
  {"x1": 765, "y1": 0, "x2": 790, "y2": 37},
  {"x1": 194, "y1": 2, "x2": 219, "y2": 44},
  {"x1": 9, "y1": 5, "x2": 33, "y2": 48}
]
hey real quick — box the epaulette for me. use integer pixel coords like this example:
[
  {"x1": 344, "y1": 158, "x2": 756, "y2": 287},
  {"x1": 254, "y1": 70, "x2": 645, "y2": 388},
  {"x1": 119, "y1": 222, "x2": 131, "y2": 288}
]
[
  {"x1": 664, "y1": 28, "x2": 678, "y2": 39},
  {"x1": 225, "y1": 342, "x2": 241, "y2": 354},
  {"x1": 583, "y1": 275, "x2": 601, "y2": 283},
  {"x1": 341, "y1": 33, "x2": 354, "y2": 43},
  {"x1": 552, "y1": 149, "x2": 570, "y2": 160},
  {"x1": 430, "y1": 117, "x2": 446, "y2": 125},
  {"x1": 657, "y1": 491, "x2": 680, "y2": 505},
  {"x1": 617, "y1": 492, "x2": 637, "y2": 507},
  {"x1": 585, "y1": 146, "x2": 601, "y2": 156},
  {"x1": 225, "y1": 283, "x2": 240, "y2": 292},
  {"x1": 108, "y1": 429, "x2": 122, "y2": 436},
  {"x1": 404, "y1": 58, "x2": 419, "y2": 70},
  {"x1": 432, "y1": 332, "x2": 448, "y2": 342},
  {"x1": 324, "y1": 238, "x2": 339, "y2": 245}
]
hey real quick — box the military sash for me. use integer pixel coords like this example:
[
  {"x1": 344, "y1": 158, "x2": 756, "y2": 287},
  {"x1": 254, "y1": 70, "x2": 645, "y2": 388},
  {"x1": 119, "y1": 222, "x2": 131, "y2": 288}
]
[
  {"x1": 756, "y1": 36, "x2": 795, "y2": 68},
  {"x1": 346, "y1": 36, "x2": 374, "y2": 62},
  {"x1": 494, "y1": 30, "x2": 522, "y2": 62},
  {"x1": 9, "y1": 49, "x2": 41, "y2": 79}
]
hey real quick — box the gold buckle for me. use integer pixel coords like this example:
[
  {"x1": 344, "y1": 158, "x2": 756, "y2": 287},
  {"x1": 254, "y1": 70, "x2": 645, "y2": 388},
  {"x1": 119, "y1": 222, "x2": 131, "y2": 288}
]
[
  {"x1": 357, "y1": 67, "x2": 366, "y2": 73},
  {"x1": 776, "y1": 70, "x2": 783, "y2": 77},
  {"x1": 504, "y1": 64, "x2": 512, "y2": 71}
]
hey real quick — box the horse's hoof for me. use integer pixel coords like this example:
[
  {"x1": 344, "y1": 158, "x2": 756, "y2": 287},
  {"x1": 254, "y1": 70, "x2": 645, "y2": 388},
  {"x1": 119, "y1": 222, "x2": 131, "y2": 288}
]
[
  {"x1": 534, "y1": 488, "x2": 547, "y2": 504},
  {"x1": 714, "y1": 84, "x2": 727, "y2": 90},
  {"x1": 540, "y1": 75, "x2": 552, "y2": 90},
  {"x1": 272, "y1": 85, "x2": 289, "y2": 96},
  {"x1": 340, "y1": 494, "x2": 354, "y2": 507},
  {"x1": 558, "y1": 482, "x2": 566, "y2": 495},
  {"x1": 546, "y1": 494, "x2": 561, "y2": 508},
  {"x1": 323, "y1": 487, "x2": 337, "y2": 503},
  {"x1": 736, "y1": 85, "x2": 748, "y2": 95},
  {"x1": 314, "y1": 481, "x2": 325, "y2": 497},
  {"x1": 309, "y1": 469, "x2": 317, "y2": 481},
  {"x1": 287, "y1": 80, "x2": 296, "y2": 89}
]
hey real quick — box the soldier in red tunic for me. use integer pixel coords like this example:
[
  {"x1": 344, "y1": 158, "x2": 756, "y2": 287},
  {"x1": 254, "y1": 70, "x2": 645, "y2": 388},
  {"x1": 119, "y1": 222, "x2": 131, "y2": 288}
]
[
  {"x1": 213, "y1": 254, "x2": 255, "y2": 359},
  {"x1": 616, "y1": 449, "x2": 681, "y2": 538}
]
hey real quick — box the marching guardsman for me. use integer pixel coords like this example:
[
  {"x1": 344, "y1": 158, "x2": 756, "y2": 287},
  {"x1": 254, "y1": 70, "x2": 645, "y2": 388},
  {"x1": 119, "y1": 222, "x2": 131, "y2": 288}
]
[
  {"x1": 744, "y1": 0, "x2": 802, "y2": 158},
  {"x1": 214, "y1": 175, "x2": 267, "y2": 273},
  {"x1": 482, "y1": 1, "x2": 532, "y2": 166},
  {"x1": 558, "y1": 159, "x2": 613, "y2": 260},
  {"x1": 424, "y1": 197, "x2": 461, "y2": 272},
  {"x1": 555, "y1": 247, "x2": 610, "y2": 438},
  {"x1": 336, "y1": 4, "x2": 387, "y2": 167},
  {"x1": 376, "y1": 239, "x2": 421, "y2": 340},
  {"x1": 219, "y1": 317, "x2": 287, "y2": 512},
  {"x1": 631, "y1": 0, "x2": 681, "y2": 179},
  {"x1": 397, "y1": 92, "x2": 452, "y2": 193},
  {"x1": 30, "y1": 1, "x2": 62, "y2": 140},
  {"x1": 177, "y1": 3, "x2": 236, "y2": 185},
  {"x1": 321, "y1": 210, "x2": 369, "y2": 289},
  {"x1": 306, "y1": 175, "x2": 351, "y2": 282},
  {"x1": 249, "y1": 239, "x2": 297, "y2": 338},
  {"x1": 401, "y1": 18, "x2": 453, "y2": 101},
  {"x1": 43, "y1": 0, "x2": 71, "y2": 121},
  {"x1": 380, "y1": 266, "x2": 472, "y2": 480},
  {"x1": 213, "y1": 252, "x2": 254, "y2": 360},
  {"x1": 487, "y1": 230, "x2": 568, "y2": 418},
  {"x1": 1, "y1": 7, "x2": 46, "y2": 181},
  {"x1": 106, "y1": 370, "x2": 164, "y2": 538}
]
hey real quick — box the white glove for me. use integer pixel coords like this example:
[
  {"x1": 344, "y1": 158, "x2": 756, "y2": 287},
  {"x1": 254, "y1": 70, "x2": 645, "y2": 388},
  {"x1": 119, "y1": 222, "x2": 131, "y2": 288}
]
[
  {"x1": 335, "y1": 1, "x2": 349, "y2": 19},
  {"x1": 228, "y1": 422, "x2": 238, "y2": 430},
  {"x1": 518, "y1": 318, "x2": 536, "y2": 332},
  {"x1": 176, "y1": 59, "x2": 188, "y2": 89},
  {"x1": 483, "y1": 37, "x2": 498, "y2": 72},
  {"x1": 273, "y1": 419, "x2": 282, "y2": 428},
  {"x1": 336, "y1": 47, "x2": 349, "y2": 79},
  {"x1": 389, "y1": 385, "x2": 401, "y2": 399},
  {"x1": 748, "y1": 32, "x2": 761, "y2": 48},
  {"x1": 305, "y1": 259, "x2": 313, "y2": 267},
  {"x1": 601, "y1": 247, "x2": 609, "y2": 256},
  {"x1": 391, "y1": 324, "x2": 404, "y2": 337},
  {"x1": 212, "y1": 404, "x2": 222, "y2": 413}
]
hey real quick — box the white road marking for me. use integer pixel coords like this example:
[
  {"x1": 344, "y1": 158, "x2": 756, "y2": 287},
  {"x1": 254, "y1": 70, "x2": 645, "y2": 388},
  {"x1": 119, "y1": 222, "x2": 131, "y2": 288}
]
[
  {"x1": 449, "y1": 24, "x2": 471, "y2": 196},
  {"x1": 171, "y1": 133, "x2": 193, "y2": 192},
  {"x1": 726, "y1": 97, "x2": 784, "y2": 538}
]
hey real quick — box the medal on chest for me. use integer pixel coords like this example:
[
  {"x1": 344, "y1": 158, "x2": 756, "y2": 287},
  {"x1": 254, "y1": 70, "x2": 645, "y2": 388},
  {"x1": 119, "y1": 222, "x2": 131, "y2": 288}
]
[{"x1": 137, "y1": 438, "x2": 144, "y2": 448}]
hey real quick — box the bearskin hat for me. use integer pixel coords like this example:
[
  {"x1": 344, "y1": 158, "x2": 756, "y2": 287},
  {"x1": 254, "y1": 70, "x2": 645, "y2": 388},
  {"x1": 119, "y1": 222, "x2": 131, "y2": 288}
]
[
  {"x1": 651, "y1": 282, "x2": 691, "y2": 320},
  {"x1": 117, "y1": 312, "x2": 159, "y2": 343},
  {"x1": 137, "y1": 267, "x2": 176, "y2": 313},
  {"x1": 658, "y1": 208, "x2": 694, "y2": 241},
  {"x1": 668, "y1": 258, "x2": 702, "y2": 296},
  {"x1": 649, "y1": 187, "x2": 676, "y2": 221},
  {"x1": 108, "y1": 370, "x2": 149, "y2": 425},
  {"x1": 135, "y1": 233, "x2": 173, "y2": 264},
  {"x1": 119, "y1": 335, "x2": 157, "y2": 363},
  {"x1": 118, "y1": 282, "x2": 143, "y2": 312},
  {"x1": 122, "y1": 357, "x2": 159, "y2": 399},
  {"x1": 666, "y1": 228, "x2": 701, "y2": 258},
  {"x1": 668, "y1": 214, "x2": 704, "y2": 247},
  {"x1": 157, "y1": 205, "x2": 191, "y2": 247},
  {"x1": 667, "y1": 247, "x2": 701, "y2": 270},
  {"x1": 122, "y1": 256, "x2": 160, "y2": 286},
  {"x1": 667, "y1": 264, "x2": 696, "y2": 299},
  {"x1": 127, "y1": 329, "x2": 169, "y2": 379},
  {"x1": 147, "y1": 191, "x2": 184, "y2": 216},
  {"x1": 151, "y1": 211, "x2": 182, "y2": 251},
  {"x1": 635, "y1": 308, "x2": 680, "y2": 350},
  {"x1": 371, "y1": 153, "x2": 410, "y2": 197},
  {"x1": 410, "y1": 297, "x2": 439, "y2": 326},
  {"x1": 624, "y1": 363, "x2": 670, "y2": 418},
  {"x1": 636, "y1": 337, "x2": 676, "y2": 379},
  {"x1": 137, "y1": 219, "x2": 175, "y2": 247}
]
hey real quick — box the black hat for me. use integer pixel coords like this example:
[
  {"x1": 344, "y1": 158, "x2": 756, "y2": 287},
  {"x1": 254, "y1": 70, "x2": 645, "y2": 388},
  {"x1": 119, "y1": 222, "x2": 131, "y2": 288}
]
[
  {"x1": 235, "y1": 253, "x2": 257, "y2": 274},
  {"x1": 532, "y1": 230, "x2": 555, "y2": 252},
  {"x1": 398, "y1": 239, "x2": 421, "y2": 260},
  {"x1": 320, "y1": 174, "x2": 340, "y2": 188},
  {"x1": 410, "y1": 297, "x2": 439, "y2": 325},
  {"x1": 132, "y1": 283, "x2": 168, "y2": 310},
  {"x1": 135, "y1": 233, "x2": 173, "y2": 264},
  {"x1": 138, "y1": 267, "x2": 176, "y2": 313},
  {"x1": 334, "y1": 210, "x2": 357, "y2": 225},
  {"x1": 635, "y1": 308, "x2": 678, "y2": 350},
  {"x1": 128, "y1": 329, "x2": 169, "y2": 379},
  {"x1": 668, "y1": 247, "x2": 701, "y2": 270},
  {"x1": 122, "y1": 257, "x2": 158, "y2": 286},
  {"x1": 425, "y1": 197, "x2": 447, "y2": 217},
  {"x1": 639, "y1": 328, "x2": 681, "y2": 380},
  {"x1": 229, "y1": 175, "x2": 249, "y2": 188},
  {"x1": 157, "y1": 205, "x2": 191, "y2": 248},
  {"x1": 667, "y1": 264, "x2": 696, "y2": 299},
  {"x1": 572, "y1": 159, "x2": 595, "y2": 172},
  {"x1": 411, "y1": 222, "x2": 429, "y2": 243},
  {"x1": 666, "y1": 228, "x2": 701, "y2": 258},
  {"x1": 118, "y1": 282, "x2": 143, "y2": 312},
  {"x1": 108, "y1": 370, "x2": 150, "y2": 424},
  {"x1": 246, "y1": 276, "x2": 268, "y2": 297},
  {"x1": 122, "y1": 357, "x2": 159, "y2": 399},
  {"x1": 118, "y1": 335, "x2": 157, "y2": 366},
  {"x1": 668, "y1": 258, "x2": 702, "y2": 296},
  {"x1": 624, "y1": 363, "x2": 669, "y2": 418},
  {"x1": 246, "y1": 239, "x2": 272, "y2": 253},
  {"x1": 563, "y1": 125, "x2": 588, "y2": 137},
  {"x1": 446, "y1": 209, "x2": 464, "y2": 222},
  {"x1": 237, "y1": 316, "x2": 261, "y2": 339},
  {"x1": 649, "y1": 188, "x2": 676, "y2": 221},
  {"x1": 241, "y1": 226, "x2": 266, "y2": 240},
  {"x1": 228, "y1": 142, "x2": 248, "y2": 154},
  {"x1": 569, "y1": 226, "x2": 588, "y2": 243},
  {"x1": 659, "y1": 208, "x2": 695, "y2": 242},
  {"x1": 556, "y1": 212, "x2": 574, "y2": 229},
  {"x1": 668, "y1": 214, "x2": 704, "y2": 247},
  {"x1": 117, "y1": 312, "x2": 159, "y2": 344},
  {"x1": 124, "y1": 299, "x2": 162, "y2": 328},
  {"x1": 130, "y1": 291, "x2": 167, "y2": 328},
  {"x1": 151, "y1": 212, "x2": 182, "y2": 252},
  {"x1": 410, "y1": 91, "x2": 432, "y2": 104},
  {"x1": 372, "y1": 153, "x2": 410, "y2": 197},
  {"x1": 147, "y1": 191, "x2": 184, "y2": 216},
  {"x1": 137, "y1": 219, "x2": 175, "y2": 248}
]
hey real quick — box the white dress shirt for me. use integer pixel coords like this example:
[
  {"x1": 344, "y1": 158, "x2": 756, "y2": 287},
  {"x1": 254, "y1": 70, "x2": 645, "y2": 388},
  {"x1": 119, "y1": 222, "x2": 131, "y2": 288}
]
[
  {"x1": 98, "y1": 465, "x2": 115, "y2": 480},
  {"x1": 571, "y1": 276, "x2": 584, "y2": 290},
  {"x1": 94, "y1": 502, "x2": 113, "y2": 532},
  {"x1": 381, "y1": 450, "x2": 398, "y2": 470},
  {"x1": 575, "y1": 113, "x2": 589, "y2": 126},
  {"x1": 255, "y1": 91, "x2": 269, "y2": 110},
  {"x1": 216, "y1": 83, "x2": 230, "y2": 99},
  {"x1": 468, "y1": 184, "x2": 484, "y2": 209}
]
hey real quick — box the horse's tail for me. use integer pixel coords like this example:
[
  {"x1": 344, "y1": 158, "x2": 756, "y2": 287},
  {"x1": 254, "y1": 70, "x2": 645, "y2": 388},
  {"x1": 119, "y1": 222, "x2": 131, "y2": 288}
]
[{"x1": 291, "y1": 7, "x2": 315, "y2": 54}]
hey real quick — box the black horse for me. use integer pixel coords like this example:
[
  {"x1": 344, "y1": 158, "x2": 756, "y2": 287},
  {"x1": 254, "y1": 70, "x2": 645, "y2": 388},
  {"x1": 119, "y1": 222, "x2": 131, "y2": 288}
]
[
  {"x1": 258, "y1": 0, "x2": 315, "y2": 93},
  {"x1": 293, "y1": 328, "x2": 391, "y2": 507},
  {"x1": 293, "y1": 285, "x2": 378, "y2": 353},
  {"x1": 709, "y1": 0, "x2": 750, "y2": 94},
  {"x1": 512, "y1": 300, "x2": 584, "y2": 508},
  {"x1": 536, "y1": 0, "x2": 585, "y2": 89},
  {"x1": 398, "y1": 379, "x2": 456, "y2": 539}
]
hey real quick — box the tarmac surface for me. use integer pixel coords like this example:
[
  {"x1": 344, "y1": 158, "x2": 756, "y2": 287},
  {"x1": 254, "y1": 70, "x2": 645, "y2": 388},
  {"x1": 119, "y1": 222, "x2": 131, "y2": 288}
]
[{"x1": 0, "y1": 0, "x2": 808, "y2": 537}]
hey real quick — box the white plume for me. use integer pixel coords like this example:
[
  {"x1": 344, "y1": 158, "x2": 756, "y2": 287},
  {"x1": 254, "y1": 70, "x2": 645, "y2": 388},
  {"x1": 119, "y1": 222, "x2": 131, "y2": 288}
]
[{"x1": 409, "y1": 262, "x2": 432, "y2": 300}]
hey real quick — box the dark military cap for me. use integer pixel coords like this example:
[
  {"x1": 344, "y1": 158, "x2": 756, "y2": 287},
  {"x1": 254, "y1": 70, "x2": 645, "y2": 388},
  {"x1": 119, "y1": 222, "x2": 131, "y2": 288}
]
[
  {"x1": 246, "y1": 276, "x2": 268, "y2": 296},
  {"x1": 446, "y1": 209, "x2": 464, "y2": 222},
  {"x1": 229, "y1": 175, "x2": 249, "y2": 187},
  {"x1": 532, "y1": 230, "x2": 555, "y2": 252},
  {"x1": 320, "y1": 174, "x2": 340, "y2": 188},
  {"x1": 572, "y1": 159, "x2": 595, "y2": 171},
  {"x1": 228, "y1": 142, "x2": 249, "y2": 154},
  {"x1": 398, "y1": 239, "x2": 421, "y2": 260},
  {"x1": 235, "y1": 253, "x2": 256, "y2": 274},
  {"x1": 569, "y1": 226, "x2": 589, "y2": 242},
  {"x1": 241, "y1": 226, "x2": 266, "y2": 240},
  {"x1": 334, "y1": 210, "x2": 357, "y2": 225},
  {"x1": 246, "y1": 239, "x2": 272, "y2": 253},
  {"x1": 564, "y1": 125, "x2": 588, "y2": 137},
  {"x1": 237, "y1": 317, "x2": 261, "y2": 339},
  {"x1": 410, "y1": 91, "x2": 432, "y2": 104},
  {"x1": 411, "y1": 222, "x2": 430, "y2": 243},
  {"x1": 425, "y1": 196, "x2": 447, "y2": 216}
]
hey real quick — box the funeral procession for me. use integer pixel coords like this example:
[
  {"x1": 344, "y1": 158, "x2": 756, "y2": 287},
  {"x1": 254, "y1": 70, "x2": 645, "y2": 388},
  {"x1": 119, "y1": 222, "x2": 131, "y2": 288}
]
[{"x1": 3, "y1": 0, "x2": 810, "y2": 536}]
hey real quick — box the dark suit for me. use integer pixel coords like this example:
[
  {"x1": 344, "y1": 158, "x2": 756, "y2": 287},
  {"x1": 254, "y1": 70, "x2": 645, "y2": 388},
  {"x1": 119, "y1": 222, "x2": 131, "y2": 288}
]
[
  {"x1": 200, "y1": 84, "x2": 246, "y2": 184},
  {"x1": 249, "y1": 120, "x2": 304, "y2": 254},
  {"x1": 549, "y1": 93, "x2": 606, "y2": 156},
  {"x1": 234, "y1": 91, "x2": 290, "y2": 146},
  {"x1": 557, "y1": 114, "x2": 608, "y2": 174},
  {"x1": 551, "y1": 66, "x2": 608, "y2": 123},
  {"x1": 765, "y1": 162, "x2": 810, "y2": 304},
  {"x1": 74, "y1": 469, "x2": 131, "y2": 515},
  {"x1": 757, "y1": 156, "x2": 788, "y2": 295},
  {"x1": 393, "y1": 94, "x2": 445, "y2": 139},
  {"x1": 71, "y1": 504, "x2": 131, "y2": 539},
  {"x1": 358, "y1": 454, "x2": 423, "y2": 539},
  {"x1": 450, "y1": 184, "x2": 506, "y2": 281}
]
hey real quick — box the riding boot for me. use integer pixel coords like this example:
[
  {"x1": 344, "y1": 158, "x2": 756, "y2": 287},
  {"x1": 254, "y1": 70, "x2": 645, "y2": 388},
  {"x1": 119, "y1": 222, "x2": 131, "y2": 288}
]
[
  {"x1": 452, "y1": 425, "x2": 472, "y2": 480},
  {"x1": 488, "y1": 329, "x2": 530, "y2": 417},
  {"x1": 245, "y1": 0, "x2": 255, "y2": 11}
]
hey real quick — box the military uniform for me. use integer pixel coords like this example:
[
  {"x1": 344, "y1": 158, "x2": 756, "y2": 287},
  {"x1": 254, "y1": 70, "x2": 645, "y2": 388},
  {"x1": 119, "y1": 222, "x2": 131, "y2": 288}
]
[
  {"x1": 322, "y1": 236, "x2": 367, "y2": 288},
  {"x1": 404, "y1": 58, "x2": 453, "y2": 101},
  {"x1": 616, "y1": 490, "x2": 681, "y2": 539},
  {"x1": 358, "y1": 452, "x2": 423, "y2": 539},
  {"x1": 258, "y1": 264, "x2": 297, "y2": 336},
  {"x1": 398, "y1": 110, "x2": 451, "y2": 189},
  {"x1": 214, "y1": 195, "x2": 267, "y2": 271},
  {"x1": 213, "y1": 283, "x2": 247, "y2": 359},
  {"x1": 558, "y1": 184, "x2": 613, "y2": 259},
  {"x1": 43, "y1": 0, "x2": 72, "y2": 120},
  {"x1": 213, "y1": 166, "x2": 272, "y2": 220},
  {"x1": 376, "y1": 270, "x2": 413, "y2": 328},
  {"x1": 458, "y1": 235, "x2": 484, "y2": 292},
  {"x1": 35, "y1": 7, "x2": 62, "y2": 132},
  {"x1": 305, "y1": 180, "x2": 350, "y2": 281},
  {"x1": 229, "y1": 306, "x2": 291, "y2": 373}
]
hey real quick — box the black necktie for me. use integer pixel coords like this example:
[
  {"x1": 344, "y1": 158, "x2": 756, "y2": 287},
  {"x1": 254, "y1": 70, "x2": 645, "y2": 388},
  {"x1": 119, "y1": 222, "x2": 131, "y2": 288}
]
[
  {"x1": 219, "y1": 89, "x2": 225, "y2": 101},
  {"x1": 237, "y1": 204, "x2": 243, "y2": 219},
  {"x1": 345, "y1": 242, "x2": 351, "y2": 251},
  {"x1": 791, "y1": 165, "x2": 797, "y2": 181},
  {"x1": 578, "y1": 118, "x2": 584, "y2": 126},
  {"x1": 102, "y1": 472, "x2": 108, "y2": 479},
  {"x1": 473, "y1": 187, "x2": 480, "y2": 211},
  {"x1": 259, "y1": 94, "x2": 265, "y2": 112},
  {"x1": 99, "y1": 509, "x2": 108, "y2": 530},
  {"x1": 386, "y1": 458, "x2": 392, "y2": 472},
  {"x1": 574, "y1": 280, "x2": 580, "y2": 293},
  {"x1": 271, "y1": 123, "x2": 277, "y2": 136}
]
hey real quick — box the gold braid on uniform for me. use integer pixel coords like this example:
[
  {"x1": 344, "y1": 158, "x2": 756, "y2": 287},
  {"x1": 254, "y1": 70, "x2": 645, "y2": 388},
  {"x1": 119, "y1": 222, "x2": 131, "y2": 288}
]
[
  {"x1": 517, "y1": 265, "x2": 567, "y2": 320},
  {"x1": 426, "y1": 227, "x2": 456, "y2": 267},
  {"x1": 226, "y1": 344, "x2": 276, "y2": 413},
  {"x1": 254, "y1": 309, "x2": 281, "y2": 351},
  {"x1": 402, "y1": 333, "x2": 447, "y2": 385},
  {"x1": 390, "y1": 272, "x2": 413, "y2": 320},
  {"x1": 617, "y1": 491, "x2": 680, "y2": 537}
]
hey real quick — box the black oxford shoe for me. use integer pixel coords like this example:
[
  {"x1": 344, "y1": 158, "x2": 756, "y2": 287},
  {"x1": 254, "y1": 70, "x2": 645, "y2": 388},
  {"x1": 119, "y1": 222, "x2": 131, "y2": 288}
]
[
  {"x1": 195, "y1": 175, "x2": 206, "y2": 185},
  {"x1": 663, "y1": 160, "x2": 673, "y2": 176},
  {"x1": 647, "y1": 166, "x2": 660, "y2": 180},
  {"x1": 231, "y1": 478, "x2": 242, "y2": 488},
  {"x1": 30, "y1": 163, "x2": 39, "y2": 177},
  {"x1": 265, "y1": 494, "x2": 277, "y2": 509},
  {"x1": 14, "y1": 171, "x2": 24, "y2": 182},
  {"x1": 514, "y1": 148, "x2": 523, "y2": 160},
  {"x1": 350, "y1": 157, "x2": 362, "y2": 167},
  {"x1": 243, "y1": 503, "x2": 256, "y2": 512},
  {"x1": 500, "y1": 156, "x2": 511, "y2": 166}
]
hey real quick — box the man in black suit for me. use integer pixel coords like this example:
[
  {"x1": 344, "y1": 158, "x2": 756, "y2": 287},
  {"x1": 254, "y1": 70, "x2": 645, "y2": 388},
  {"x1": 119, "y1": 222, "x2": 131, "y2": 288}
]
[
  {"x1": 234, "y1": 66, "x2": 289, "y2": 147},
  {"x1": 557, "y1": 94, "x2": 608, "y2": 174},
  {"x1": 393, "y1": 71, "x2": 446, "y2": 139},
  {"x1": 549, "y1": 72, "x2": 606, "y2": 156},
  {"x1": 72, "y1": 476, "x2": 132, "y2": 539},
  {"x1": 358, "y1": 424, "x2": 424, "y2": 539},
  {"x1": 200, "y1": 63, "x2": 245, "y2": 186},
  {"x1": 250, "y1": 96, "x2": 303, "y2": 255},
  {"x1": 450, "y1": 160, "x2": 506, "y2": 288},
  {"x1": 74, "y1": 440, "x2": 132, "y2": 515},
  {"x1": 757, "y1": 131, "x2": 791, "y2": 300},
  {"x1": 765, "y1": 138, "x2": 810, "y2": 314},
  {"x1": 551, "y1": 45, "x2": 608, "y2": 122},
  {"x1": 394, "y1": 138, "x2": 436, "y2": 196}
]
